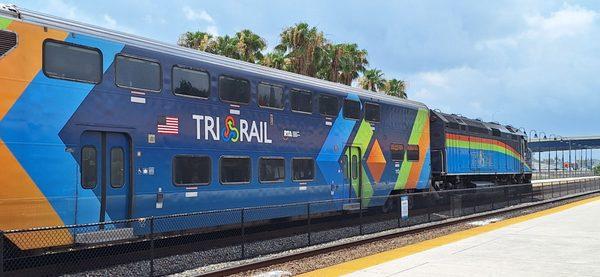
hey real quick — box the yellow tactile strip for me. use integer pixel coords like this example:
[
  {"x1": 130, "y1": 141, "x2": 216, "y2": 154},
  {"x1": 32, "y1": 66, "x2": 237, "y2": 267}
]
[{"x1": 299, "y1": 195, "x2": 600, "y2": 276}]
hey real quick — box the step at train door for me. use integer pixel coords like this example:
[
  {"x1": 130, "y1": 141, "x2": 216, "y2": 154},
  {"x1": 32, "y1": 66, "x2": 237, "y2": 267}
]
[{"x1": 79, "y1": 131, "x2": 131, "y2": 224}]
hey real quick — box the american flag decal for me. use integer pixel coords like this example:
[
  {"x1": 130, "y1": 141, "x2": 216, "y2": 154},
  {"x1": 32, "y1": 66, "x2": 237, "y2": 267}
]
[{"x1": 157, "y1": 116, "x2": 179, "y2": 134}]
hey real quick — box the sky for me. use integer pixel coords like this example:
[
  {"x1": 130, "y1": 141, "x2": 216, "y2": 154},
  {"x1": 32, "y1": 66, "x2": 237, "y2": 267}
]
[{"x1": 10, "y1": 0, "x2": 600, "y2": 137}]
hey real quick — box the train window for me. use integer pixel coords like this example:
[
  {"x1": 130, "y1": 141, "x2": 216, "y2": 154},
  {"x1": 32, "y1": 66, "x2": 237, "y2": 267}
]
[
  {"x1": 292, "y1": 158, "x2": 314, "y2": 181},
  {"x1": 390, "y1": 144, "x2": 405, "y2": 161},
  {"x1": 0, "y1": 30, "x2": 17, "y2": 58},
  {"x1": 351, "y1": 156, "x2": 358, "y2": 180},
  {"x1": 259, "y1": 157, "x2": 285, "y2": 183},
  {"x1": 343, "y1": 99, "x2": 361, "y2": 120},
  {"x1": 407, "y1": 145, "x2": 420, "y2": 161},
  {"x1": 365, "y1": 103, "x2": 381, "y2": 123},
  {"x1": 110, "y1": 147, "x2": 125, "y2": 188},
  {"x1": 173, "y1": 156, "x2": 211, "y2": 186},
  {"x1": 492, "y1": 128, "x2": 501, "y2": 137},
  {"x1": 319, "y1": 94, "x2": 339, "y2": 117},
  {"x1": 258, "y1": 83, "x2": 284, "y2": 109},
  {"x1": 172, "y1": 66, "x2": 210, "y2": 98},
  {"x1": 81, "y1": 146, "x2": 97, "y2": 189},
  {"x1": 341, "y1": 156, "x2": 349, "y2": 179},
  {"x1": 115, "y1": 55, "x2": 161, "y2": 92},
  {"x1": 219, "y1": 76, "x2": 250, "y2": 104},
  {"x1": 43, "y1": 40, "x2": 102, "y2": 84},
  {"x1": 291, "y1": 89, "x2": 313, "y2": 113},
  {"x1": 220, "y1": 156, "x2": 251, "y2": 184}
]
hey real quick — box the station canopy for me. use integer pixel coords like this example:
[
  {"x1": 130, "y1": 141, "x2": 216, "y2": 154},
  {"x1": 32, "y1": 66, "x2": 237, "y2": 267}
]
[{"x1": 528, "y1": 136, "x2": 600, "y2": 152}]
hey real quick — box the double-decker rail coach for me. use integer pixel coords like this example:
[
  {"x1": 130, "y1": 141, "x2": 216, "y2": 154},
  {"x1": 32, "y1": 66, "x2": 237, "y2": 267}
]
[{"x1": 0, "y1": 4, "x2": 530, "y2": 250}]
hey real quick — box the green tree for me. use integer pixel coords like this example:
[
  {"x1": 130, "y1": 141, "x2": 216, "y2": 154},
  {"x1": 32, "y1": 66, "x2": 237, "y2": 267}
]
[
  {"x1": 338, "y1": 44, "x2": 369, "y2": 86},
  {"x1": 177, "y1": 31, "x2": 214, "y2": 51},
  {"x1": 235, "y1": 29, "x2": 267, "y2": 63},
  {"x1": 261, "y1": 50, "x2": 289, "y2": 70},
  {"x1": 383, "y1": 79, "x2": 408, "y2": 98},
  {"x1": 275, "y1": 22, "x2": 327, "y2": 77},
  {"x1": 359, "y1": 69, "x2": 386, "y2": 92},
  {"x1": 211, "y1": 35, "x2": 240, "y2": 59},
  {"x1": 594, "y1": 164, "x2": 600, "y2": 175},
  {"x1": 317, "y1": 43, "x2": 369, "y2": 85}
]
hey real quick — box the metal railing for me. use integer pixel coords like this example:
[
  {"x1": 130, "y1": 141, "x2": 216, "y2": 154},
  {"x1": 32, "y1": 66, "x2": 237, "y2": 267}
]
[
  {"x1": 1, "y1": 178, "x2": 599, "y2": 276},
  {"x1": 532, "y1": 170, "x2": 596, "y2": 180}
]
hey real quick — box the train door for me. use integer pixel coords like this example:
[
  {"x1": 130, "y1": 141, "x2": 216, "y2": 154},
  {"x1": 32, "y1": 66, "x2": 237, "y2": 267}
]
[
  {"x1": 80, "y1": 131, "x2": 131, "y2": 223},
  {"x1": 345, "y1": 146, "x2": 362, "y2": 198}
]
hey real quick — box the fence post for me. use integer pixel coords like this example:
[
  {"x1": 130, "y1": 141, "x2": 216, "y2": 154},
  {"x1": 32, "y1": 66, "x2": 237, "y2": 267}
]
[
  {"x1": 149, "y1": 217, "x2": 155, "y2": 277},
  {"x1": 0, "y1": 231, "x2": 4, "y2": 275},
  {"x1": 397, "y1": 196, "x2": 402, "y2": 228},
  {"x1": 491, "y1": 189, "x2": 495, "y2": 210},
  {"x1": 427, "y1": 194, "x2": 432, "y2": 222},
  {"x1": 359, "y1": 198, "x2": 364, "y2": 236},
  {"x1": 307, "y1": 203, "x2": 311, "y2": 246},
  {"x1": 241, "y1": 208, "x2": 246, "y2": 258}
]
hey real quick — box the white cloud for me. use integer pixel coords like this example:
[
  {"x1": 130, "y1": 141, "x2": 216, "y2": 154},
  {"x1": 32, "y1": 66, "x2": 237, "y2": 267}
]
[
  {"x1": 41, "y1": 0, "x2": 135, "y2": 34},
  {"x1": 182, "y1": 6, "x2": 214, "y2": 22},
  {"x1": 103, "y1": 14, "x2": 117, "y2": 28},
  {"x1": 206, "y1": 25, "x2": 219, "y2": 36},
  {"x1": 477, "y1": 4, "x2": 598, "y2": 50},
  {"x1": 525, "y1": 4, "x2": 597, "y2": 40}
]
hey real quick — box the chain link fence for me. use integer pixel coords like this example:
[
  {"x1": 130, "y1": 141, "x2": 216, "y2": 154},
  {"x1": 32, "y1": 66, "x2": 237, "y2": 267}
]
[{"x1": 1, "y1": 178, "x2": 599, "y2": 276}]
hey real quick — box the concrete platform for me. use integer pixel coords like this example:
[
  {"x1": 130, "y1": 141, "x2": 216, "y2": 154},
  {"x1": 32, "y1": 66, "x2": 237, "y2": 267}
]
[{"x1": 302, "y1": 196, "x2": 600, "y2": 277}]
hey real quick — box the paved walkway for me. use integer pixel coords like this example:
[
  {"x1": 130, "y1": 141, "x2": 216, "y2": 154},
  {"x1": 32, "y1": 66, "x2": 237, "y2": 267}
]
[{"x1": 302, "y1": 196, "x2": 600, "y2": 277}]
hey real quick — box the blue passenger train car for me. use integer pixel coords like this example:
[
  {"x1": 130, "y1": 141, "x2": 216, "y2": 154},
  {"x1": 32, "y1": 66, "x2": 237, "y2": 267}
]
[{"x1": 0, "y1": 5, "x2": 433, "y2": 249}]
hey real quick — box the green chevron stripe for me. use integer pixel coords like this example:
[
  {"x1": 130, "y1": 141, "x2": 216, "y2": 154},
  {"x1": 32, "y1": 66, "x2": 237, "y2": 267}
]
[
  {"x1": 395, "y1": 109, "x2": 428, "y2": 190},
  {"x1": 0, "y1": 17, "x2": 12, "y2": 30}
]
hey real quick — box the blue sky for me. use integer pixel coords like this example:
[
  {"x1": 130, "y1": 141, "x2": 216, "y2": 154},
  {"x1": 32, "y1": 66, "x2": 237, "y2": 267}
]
[{"x1": 11, "y1": 0, "x2": 600, "y2": 137}]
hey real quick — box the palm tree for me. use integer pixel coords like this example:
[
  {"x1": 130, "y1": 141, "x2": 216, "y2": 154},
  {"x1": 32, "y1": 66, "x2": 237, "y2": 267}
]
[
  {"x1": 359, "y1": 69, "x2": 386, "y2": 92},
  {"x1": 383, "y1": 79, "x2": 408, "y2": 98},
  {"x1": 261, "y1": 50, "x2": 289, "y2": 70},
  {"x1": 339, "y1": 44, "x2": 368, "y2": 85},
  {"x1": 276, "y1": 23, "x2": 327, "y2": 77},
  {"x1": 211, "y1": 35, "x2": 239, "y2": 59},
  {"x1": 235, "y1": 29, "x2": 267, "y2": 63},
  {"x1": 178, "y1": 31, "x2": 214, "y2": 51}
]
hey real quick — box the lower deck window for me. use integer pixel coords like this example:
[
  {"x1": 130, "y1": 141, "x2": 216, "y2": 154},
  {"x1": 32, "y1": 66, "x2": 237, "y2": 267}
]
[
  {"x1": 292, "y1": 158, "x2": 314, "y2": 181},
  {"x1": 173, "y1": 156, "x2": 211, "y2": 186},
  {"x1": 259, "y1": 158, "x2": 285, "y2": 182},
  {"x1": 221, "y1": 157, "x2": 251, "y2": 184}
]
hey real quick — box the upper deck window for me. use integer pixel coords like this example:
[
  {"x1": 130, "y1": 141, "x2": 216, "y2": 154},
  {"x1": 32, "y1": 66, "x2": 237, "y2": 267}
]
[
  {"x1": 343, "y1": 99, "x2": 361, "y2": 120},
  {"x1": 291, "y1": 89, "x2": 313, "y2": 113},
  {"x1": 258, "y1": 83, "x2": 284, "y2": 109},
  {"x1": 219, "y1": 76, "x2": 250, "y2": 104},
  {"x1": 43, "y1": 40, "x2": 102, "y2": 84},
  {"x1": 172, "y1": 66, "x2": 210, "y2": 98},
  {"x1": 319, "y1": 94, "x2": 339, "y2": 117},
  {"x1": 365, "y1": 103, "x2": 381, "y2": 122},
  {"x1": 115, "y1": 55, "x2": 161, "y2": 92}
]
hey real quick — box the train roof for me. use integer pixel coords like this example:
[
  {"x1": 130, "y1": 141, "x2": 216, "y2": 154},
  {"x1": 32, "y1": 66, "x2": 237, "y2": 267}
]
[
  {"x1": 0, "y1": 4, "x2": 428, "y2": 110},
  {"x1": 431, "y1": 110, "x2": 526, "y2": 137}
]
